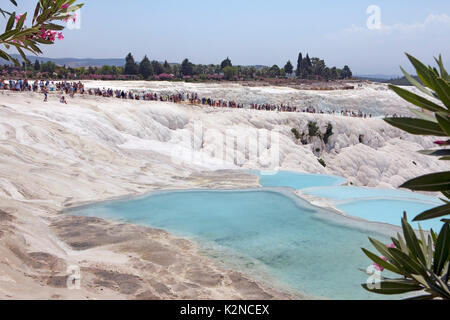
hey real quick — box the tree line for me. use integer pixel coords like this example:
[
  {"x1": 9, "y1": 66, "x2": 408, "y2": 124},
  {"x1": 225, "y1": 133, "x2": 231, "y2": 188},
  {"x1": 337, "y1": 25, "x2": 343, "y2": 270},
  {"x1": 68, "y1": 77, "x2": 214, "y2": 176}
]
[
  {"x1": 123, "y1": 52, "x2": 352, "y2": 81},
  {"x1": 1, "y1": 51, "x2": 353, "y2": 81}
]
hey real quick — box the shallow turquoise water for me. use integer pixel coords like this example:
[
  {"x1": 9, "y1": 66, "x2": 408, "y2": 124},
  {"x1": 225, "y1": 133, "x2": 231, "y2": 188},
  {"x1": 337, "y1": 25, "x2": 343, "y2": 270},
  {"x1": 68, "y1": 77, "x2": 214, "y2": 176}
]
[
  {"x1": 70, "y1": 189, "x2": 394, "y2": 300},
  {"x1": 300, "y1": 186, "x2": 444, "y2": 231},
  {"x1": 337, "y1": 199, "x2": 442, "y2": 231},
  {"x1": 68, "y1": 170, "x2": 443, "y2": 300},
  {"x1": 301, "y1": 186, "x2": 440, "y2": 203},
  {"x1": 251, "y1": 170, "x2": 347, "y2": 189},
  {"x1": 249, "y1": 171, "x2": 443, "y2": 231}
]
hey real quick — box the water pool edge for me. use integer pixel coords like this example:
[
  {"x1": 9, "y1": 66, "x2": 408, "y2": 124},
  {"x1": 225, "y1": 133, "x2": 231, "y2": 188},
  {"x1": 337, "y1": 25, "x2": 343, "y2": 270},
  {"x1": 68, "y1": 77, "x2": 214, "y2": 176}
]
[{"x1": 64, "y1": 186, "x2": 408, "y2": 300}]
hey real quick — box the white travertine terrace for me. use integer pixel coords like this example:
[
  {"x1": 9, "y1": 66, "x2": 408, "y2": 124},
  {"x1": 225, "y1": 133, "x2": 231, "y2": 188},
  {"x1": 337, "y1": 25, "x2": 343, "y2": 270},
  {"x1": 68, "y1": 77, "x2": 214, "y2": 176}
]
[{"x1": 0, "y1": 81, "x2": 448, "y2": 299}]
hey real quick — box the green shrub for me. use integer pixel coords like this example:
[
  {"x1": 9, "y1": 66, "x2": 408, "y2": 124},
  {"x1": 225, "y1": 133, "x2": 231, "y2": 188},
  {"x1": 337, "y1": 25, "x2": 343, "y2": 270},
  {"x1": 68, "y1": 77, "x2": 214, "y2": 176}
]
[
  {"x1": 291, "y1": 128, "x2": 301, "y2": 140},
  {"x1": 323, "y1": 123, "x2": 334, "y2": 144},
  {"x1": 318, "y1": 158, "x2": 326, "y2": 167},
  {"x1": 308, "y1": 121, "x2": 319, "y2": 137},
  {"x1": 361, "y1": 53, "x2": 450, "y2": 300}
]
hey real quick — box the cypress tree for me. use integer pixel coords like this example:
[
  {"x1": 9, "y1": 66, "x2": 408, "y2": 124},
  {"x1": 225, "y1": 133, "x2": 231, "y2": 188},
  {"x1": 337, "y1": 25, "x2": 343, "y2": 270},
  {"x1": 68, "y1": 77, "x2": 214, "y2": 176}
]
[
  {"x1": 163, "y1": 60, "x2": 172, "y2": 74},
  {"x1": 35, "y1": 60, "x2": 42, "y2": 71},
  {"x1": 342, "y1": 65, "x2": 352, "y2": 79},
  {"x1": 139, "y1": 55, "x2": 153, "y2": 79},
  {"x1": 304, "y1": 54, "x2": 312, "y2": 78},
  {"x1": 220, "y1": 57, "x2": 232, "y2": 70},
  {"x1": 151, "y1": 60, "x2": 164, "y2": 75},
  {"x1": 181, "y1": 58, "x2": 193, "y2": 76},
  {"x1": 330, "y1": 67, "x2": 338, "y2": 80},
  {"x1": 284, "y1": 61, "x2": 293, "y2": 75},
  {"x1": 296, "y1": 52, "x2": 303, "y2": 78},
  {"x1": 124, "y1": 53, "x2": 138, "y2": 75},
  {"x1": 269, "y1": 65, "x2": 281, "y2": 77}
]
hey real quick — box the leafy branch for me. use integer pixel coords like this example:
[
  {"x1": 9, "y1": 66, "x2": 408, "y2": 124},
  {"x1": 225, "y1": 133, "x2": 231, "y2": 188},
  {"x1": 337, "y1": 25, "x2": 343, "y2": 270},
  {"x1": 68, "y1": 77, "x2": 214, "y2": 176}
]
[
  {"x1": 361, "y1": 54, "x2": 450, "y2": 300},
  {"x1": 0, "y1": 0, "x2": 84, "y2": 65},
  {"x1": 385, "y1": 54, "x2": 450, "y2": 222}
]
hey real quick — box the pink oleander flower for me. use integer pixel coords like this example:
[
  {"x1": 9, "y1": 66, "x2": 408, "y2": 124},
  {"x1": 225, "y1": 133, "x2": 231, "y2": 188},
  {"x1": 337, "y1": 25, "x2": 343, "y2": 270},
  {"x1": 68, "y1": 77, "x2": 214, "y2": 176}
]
[
  {"x1": 373, "y1": 263, "x2": 384, "y2": 272},
  {"x1": 373, "y1": 256, "x2": 388, "y2": 272},
  {"x1": 15, "y1": 14, "x2": 24, "y2": 23},
  {"x1": 387, "y1": 243, "x2": 396, "y2": 248},
  {"x1": 36, "y1": 28, "x2": 61, "y2": 42},
  {"x1": 64, "y1": 13, "x2": 77, "y2": 23},
  {"x1": 434, "y1": 140, "x2": 450, "y2": 146},
  {"x1": 61, "y1": 3, "x2": 70, "y2": 9}
]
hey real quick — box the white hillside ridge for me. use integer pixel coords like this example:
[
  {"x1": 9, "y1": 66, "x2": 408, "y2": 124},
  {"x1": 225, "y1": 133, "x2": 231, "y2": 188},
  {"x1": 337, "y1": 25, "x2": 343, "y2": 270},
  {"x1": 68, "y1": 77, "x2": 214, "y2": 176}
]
[
  {"x1": 0, "y1": 85, "x2": 448, "y2": 299},
  {"x1": 81, "y1": 81, "x2": 422, "y2": 117},
  {"x1": 0, "y1": 88, "x2": 448, "y2": 199}
]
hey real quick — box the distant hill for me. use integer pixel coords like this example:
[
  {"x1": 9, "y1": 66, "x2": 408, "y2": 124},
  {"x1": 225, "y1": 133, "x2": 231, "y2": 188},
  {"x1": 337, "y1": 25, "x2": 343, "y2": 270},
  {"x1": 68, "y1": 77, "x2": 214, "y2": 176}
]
[
  {"x1": 357, "y1": 74, "x2": 402, "y2": 80},
  {"x1": 354, "y1": 74, "x2": 421, "y2": 86},
  {"x1": 1, "y1": 54, "x2": 272, "y2": 70},
  {"x1": 250, "y1": 65, "x2": 268, "y2": 70},
  {"x1": 385, "y1": 76, "x2": 421, "y2": 86},
  {"x1": 355, "y1": 74, "x2": 402, "y2": 82},
  {"x1": 0, "y1": 54, "x2": 125, "y2": 68}
]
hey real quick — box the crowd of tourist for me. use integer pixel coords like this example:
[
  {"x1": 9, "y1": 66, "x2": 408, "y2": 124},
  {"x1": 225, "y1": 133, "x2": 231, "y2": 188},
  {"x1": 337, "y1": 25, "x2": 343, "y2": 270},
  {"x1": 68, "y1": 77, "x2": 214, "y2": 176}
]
[{"x1": 1, "y1": 79, "x2": 375, "y2": 118}]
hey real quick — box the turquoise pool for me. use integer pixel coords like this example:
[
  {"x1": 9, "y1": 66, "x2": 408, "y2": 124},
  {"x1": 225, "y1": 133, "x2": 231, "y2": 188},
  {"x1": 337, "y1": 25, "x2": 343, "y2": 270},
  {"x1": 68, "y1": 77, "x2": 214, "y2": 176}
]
[
  {"x1": 68, "y1": 170, "x2": 444, "y2": 300},
  {"x1": 301, "y1": 186, "x2": 440, "y2": 203},
  {"x1": 69, "y1": 189, "x2": 394, "y2": 300},
  {"x1": 300, "y1": 186, "x2": 443, "y2": 231},
  {"x1": 337, "y1": 199, "x2": 442, "y2": 231},
  {"x1": 247, "y1": 171, "x2": 443, "y2": 231},
  {"x1": 251, "y1": 170, "x2": 347, "y2": 189}
]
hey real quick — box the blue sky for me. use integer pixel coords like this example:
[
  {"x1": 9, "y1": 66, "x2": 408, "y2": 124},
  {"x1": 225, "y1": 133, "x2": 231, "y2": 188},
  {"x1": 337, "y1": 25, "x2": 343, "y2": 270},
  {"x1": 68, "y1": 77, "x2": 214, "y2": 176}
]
[{"x1": 3, "y1": 0, "x2": 450, "y2": 75}]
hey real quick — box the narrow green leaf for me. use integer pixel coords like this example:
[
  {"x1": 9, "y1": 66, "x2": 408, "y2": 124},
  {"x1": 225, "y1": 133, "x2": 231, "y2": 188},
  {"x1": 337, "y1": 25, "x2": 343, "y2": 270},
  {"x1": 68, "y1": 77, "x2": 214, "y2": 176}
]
[
  {"x1": 32, "y1": 2, "x2": 41, "y2": 24},
  {"x1": 16, "y1": 12, "x2": 26, "y2": 30},
  {"x1": 400, "y1": 66, "x2": 435, "y2": 98},
  {"x1": 418, "y1": 225, "x2": 429, "y2": 263},
  {"x1": 369, "y1": 238, "x2": 395, "y2": 260},
  {"x1": 389, "y1": 85, "x2": 446, "y2": 113},
  {"x1": 396, "y1": 233, "x2": 408, "y2": 254},
  {"x1": 400, "y1": 172, "x2": 450, "y2": 192},
  {"x1": 427, "y1": 235, "x2": 434, "y2": 268},
  {"x1": 436, "y1": 112, "x2": 450, "y2": 136},
  {"x1": 5, "y1": 11, "x2": 15, "y2": 32},
  {"x1": 362, "y1": 280, "x2": 423, "y2": 295},
  {"x1": 362, "y1": 248, "x2": 404, "y2": 275},
  {"x1": 434, "y1": 55, "x2": 450, "y2": 81},
  {"x1": 433, "y1": 222, "x2": 450, "y2": 275},
  {"x1": 419, "y1": 149, "x2": 450, "y2": 157},
  {"x1": 388, "y1": 248, "x2": 424, "y2": 275},
  {"x1": 443, "y1": 191, "x2": 450, "y2": 199},
  {"x1": 433, "y1": 78, "x2": 450, "y2": 109},
  {"x1": 406, "y1": 53, "x2": 437, "y2": 91},
  {"x1": 404, "y1": 294, "x2": 437, "y2": 300},
  {"x1": 401, "y1": 218, "x2": 427, "y2": 266},
  {"x1": 384, "y1": 118, "x2": 446, "y2": 136},
  {"x1": 431, "y1": 229, "x2": 438, "y2": 244},
  {"x1": 414, "y1": 203, "x2": 450, "y2": 221},
  {"x1": 409, "y1": 108, "x2": 438, "y2": 122}
]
